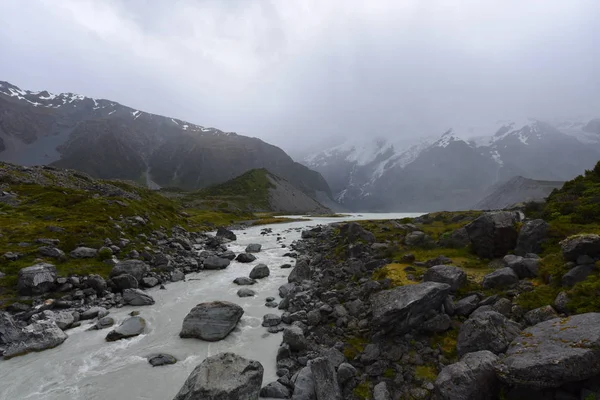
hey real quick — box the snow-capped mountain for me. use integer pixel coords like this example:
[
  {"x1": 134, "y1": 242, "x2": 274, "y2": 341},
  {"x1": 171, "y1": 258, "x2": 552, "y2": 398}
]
[
  {"x1": 304, "y1": 117, "x2": 600, "y2": 211},
  {"x1": 0, "y1": 81, "x2": 332, "y2": 198}
]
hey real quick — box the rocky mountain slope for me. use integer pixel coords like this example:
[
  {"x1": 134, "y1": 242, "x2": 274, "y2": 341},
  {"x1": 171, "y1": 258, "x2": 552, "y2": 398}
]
[
  {"x1": 304, "y1": 118, "x2": 600, "y2": 211},
  {"x1": 474, "y1": 176, "x2": 564, "y2": 210},
  {"x1": 0, "y1": 81, "x2": 332, "y2": 199}
]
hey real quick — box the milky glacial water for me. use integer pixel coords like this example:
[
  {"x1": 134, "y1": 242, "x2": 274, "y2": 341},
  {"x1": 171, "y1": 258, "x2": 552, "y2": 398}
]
[{"x1": 0, "y1": 213, "x2": 421, "y2": 400}]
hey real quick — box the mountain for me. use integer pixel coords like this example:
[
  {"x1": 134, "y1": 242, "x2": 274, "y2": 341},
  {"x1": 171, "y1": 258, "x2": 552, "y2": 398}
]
[
  {"x1": 304, "y1": 118, "x2": 600, "y2": 212},
  {"x1": 473, "y1": 176, "x2": 564, "y2": 210},
  {"x1": 0, "y1": 81, "x2": 332, "y2": 200}
]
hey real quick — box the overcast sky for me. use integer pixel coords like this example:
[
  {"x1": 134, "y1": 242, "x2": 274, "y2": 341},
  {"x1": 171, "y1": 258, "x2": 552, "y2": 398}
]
[{"x1": 1, "y1": 0, "x2": 599, "y2": 153}]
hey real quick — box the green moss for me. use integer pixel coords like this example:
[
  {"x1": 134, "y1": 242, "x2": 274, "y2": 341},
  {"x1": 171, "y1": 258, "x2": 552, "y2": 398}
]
[
  {"x1": 414, "y1": 365, "x2": 438, "y2": 382},
  {"x1": 352, "y1": 381, "x2": 371, "y2": 400},
  {"x1": 343, "y1": 336, "x2": 368, "y2": 360},
  {"x1": 97, "y1": 247, "x2": 113, "y2": 261},
  {"x1": 516, "y1": 284, "x2": 560, "y2": 312},
  {"x1": 383, "y1": 368, "x2": 396, "y2": 378},
  {"x1": 431, "y1": 328, "x2": 459, "y2": 360},
  {"x1": 567, "y1": 272, "x2": 600, "y2": 313}
]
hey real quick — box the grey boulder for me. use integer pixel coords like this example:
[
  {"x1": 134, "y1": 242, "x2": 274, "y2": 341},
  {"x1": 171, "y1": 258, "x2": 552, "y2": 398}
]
[
  {"x1": 233, "y1": 277, "x2": 256, "y2": 286},
  {"x1": 236, "y1": 253, "x2": 257, "y2": 263},
  {"x1": 245, "y1": 243, "x2": 262, "y2": 253},
  {"x1": 503, "y1": 255, "x2": 539, "y2": 278},
  {"x1": 249, "y1": 264, "x2": 270, "y2": 279},
  {"x1": 457, "y1": 311, "x2": 521, "y2": 356},
  {"x1": 204, "y1": 256, "x2": 231, "y2": 270},
  {"x1": 523, "y1": 305, "x2": 558, "y2": 326},
  {"x1": 560, "y1": 234, "x2": 600, "y2": 262},
  {"x1": 148, "y1": 353, "x2": 177, "y2": 366},
  {"x1": 292, "y1": 366, "x2": 316, "y2": 400},
  {"x1": 110, "y1": 259, "x2": 148, "y2": 282},
  {"x1": 70, "y1": 246, "x2": 97, "y2": 258},
  {"x1": 237, "y1": 288, "x2": 256, "y2": 297},
  {"x1": 465, "y1": 212, "x2": 520, "y2": 259},
  {"x1": 38, "y1": 246, "x2": 65, "y2": 259},
  {"x1": 260, "y1": 381, "x2": 291, "y2": 398},
  {"x1": 515, "y1": 219, "x2": 548, "y2": 255},
  {"x1": 180, "y1": 301, "x2": 244, "y2": 341},
  {"x1": 481, "y1": 268, "x2": 519, "y2": 289},
  {"x1": 562, "y1": 264, "x2": 595, "y2": 287},
  {"x1": 434, "y1": 350, "x2": 499, "y2": 400},
  {"x1": 123, "y1": 288, "x2": 155, "y2": 306},
  {"x1": 288, "y1": 260, "x2": 311, "y2": 283},
  {"x1": 3, "y1": 320, "x2": 67, "y2": 359},
  {"x1": 171, "y1": 269, "x2": 185, "y2": 282},
  {"x1": 173, "y1": 352, "x2": 263, "y2": 400},
  {"x1": 17, "y1": 263, "x2": 57, "y2": 295},
  {"x1": 106, "y1": 316, "x2": 146, "y2": 341},
  {"x1": 371, "y1": 282, "x2": 451, "y2": 335},
  {"x1": 310, "y1": 357, "x2": 341, "y2": 400},
  {"x1": 283, "y1": 325, "x2": 308, "y2": 352},
  {"x1": 423, "y1": 265, "x2": 466, "y2": 292},
  {"x1": 216, "y1": 227, "x2": 237, "y2": 241},
  {"x1": 112, "y1": 273, "x2": 139, "y2": 290}
]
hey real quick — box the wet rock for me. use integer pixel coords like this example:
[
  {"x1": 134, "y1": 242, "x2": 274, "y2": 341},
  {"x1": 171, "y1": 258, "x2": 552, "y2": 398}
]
[
  {"x1": 39, "y1": 310, "x2": 75, "y2": 331},
  {"x1": 216, "y1": 227, "x2": 237, "y2": 241},
  {"x1": 221, "y1": 250, "x2": 236, "y2": 260},
  {"x1": 110, "y1": 259, "x2": 149, "y2": 282},
  {"x1": 283, "y1": 325, "x2": 308, "y2": 352},
  {"x1": 86, "y1": 274, "x2": 107, "y2": 295},
  {"x1": 171, "y1": 269, "x2": 185, "y2": 282},
  {"x1": 3, "y1": 320, "x2": 68, "y2": 359},
  {"x1": 371, "y1": 282, "x2": 451, "y2": 335},
  {"x1": 17, "y1": 263, "x2": 57, "y2": 295},
  {"x1": 434, "y1": 350, "x2": 499, "y2": 400},
  {"x1": 234, "y1": 277, "x2": 256, "y2": 286},
  {"x1": 148, "y1": 353, "x2": 177, "y2": 366},
  {"x1": 173, "y1": 352, "x2": 263, "y2": 400},
  {"x1": 262, "y1": 314, "x2": 281, "y2": 327},
  {"x1": 288, "y1": 260, "x2": 311, "y2": 283},
  {"x1": 237, "y1": 288, "x2": 256, "y2": 297},
  {"x1": 70, "y1": 246, "x2": 97, "y2": 258},
  {"x1": 560, "y1": 234, "x2": 600, "y2": 262},
  {"x1": 80, "y1": 306, "x2": 109, "y2": 320},
  {"x1": 142, "y1": 277, "x2": 159, "y2": 288},
  {"x1": 180, "y1": 301, "x2": 244, "y2": 341},
  {"x1": 236, "y1": 253, "x2": 257, "y2": 263},
  {"x1": 523, "y1": 305, "x2": 558, "y2": 326},
  {"x1": 112, "y1": 273, "x2": 139, "y2": 290},
  {"x1": 310, "y1": 357, "x2": 341, "y2": 400},
  {"x1": 496, "y1": 313, "x2": 600, "y2": 388},
  {"x1": 204, "y1": 256, "x2": 231, "y2": 269},
  {"x1": 465, "y1": 212, "x2": 520, "y2": 258},
  {"x1": 122, "y1": 288, "x2": 155, "y2": 306},
  {"x1": 291, "y1": 366, "x2": 316, "y2": 400},
  {"x1": 423, "y1": 265, "x2": 466, "y2": 292},
  {"x1": 249, "y1": 264, "x2": 270, "y2": 279},
  {"x1": 245, "y1": 243, "x2": 262, "y2": 253},
  {"x1": 91, "y1": 316, "x2": 115, "y2": 330},
  {"x1": 481, "y1": 268, "x2": 519, "y2": 289},
  {"x1": 457, "y1": 311, "x2": 521, "y2": 356},
  {"x1": 260, "y1": 381, "x2": 291, "y2": 398},
  {"x1": 562, "y1": 264, "x2": 596, "y2": 287},
  {"x1": 515, "y1": 219, "x2": 549, "y2": 256},
  {"x1": 106, "y1": 316, "x2": 146, "y2": 341},
  {"x1": 280, "y1": 263, "x2": 292, "y2": 269}
]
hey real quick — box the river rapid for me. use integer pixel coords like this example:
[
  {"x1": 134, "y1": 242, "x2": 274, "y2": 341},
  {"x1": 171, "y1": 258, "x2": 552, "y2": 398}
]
[{"x1": 0, "y1": 213, "x2": 421, "y2": 400}]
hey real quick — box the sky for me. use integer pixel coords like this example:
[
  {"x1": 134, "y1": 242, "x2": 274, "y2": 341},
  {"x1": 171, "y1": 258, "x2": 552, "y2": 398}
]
[{"x1": 1, "y1": 0, "x2": 599, "y2": 154}]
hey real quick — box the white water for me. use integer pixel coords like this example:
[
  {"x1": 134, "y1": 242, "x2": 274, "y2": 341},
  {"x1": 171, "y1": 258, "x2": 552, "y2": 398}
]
[{"x1": 0, "y1": 213, "x2": 421, "y2": 400}]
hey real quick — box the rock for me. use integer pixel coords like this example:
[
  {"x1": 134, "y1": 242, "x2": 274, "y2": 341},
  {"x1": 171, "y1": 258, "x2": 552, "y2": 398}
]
[
  {"x1": 17, "y1": 263, "x2": 57, "y2": 295},
  {"x1": 86, "y1": 274, "x2": 107, "y2": 295},
  {"x1": 148, "y1": 353, "x2": 177, "y2": 366},
  {"x1": 110, "y1": 259, "x2": 149, "y2": 282},
  {"x1": 92, "y1": 316, "x2": 115, "y2": 330},
  {"x1": 288, "y1": 260, "x2": 311, "y2": 283},
  {"x1": 457, "y1": 311, "x2": 521, "y2": 356},
  {"x1": 204, "y1": 256, "x2": 231, "y2": 269},
  {"x1": 481, "y1": 268, "x2": 519, "y2": 289},
  {"x1": 310, "y1": 357, "x2": 341, "y2": 400},
  {"x1": 3, "y1": 320, "x2": 68, "y2": 359},
  {"x1": 80, "y1": 306, "x2": 108, "y2": 320},
  {"x1": 42, "y1": 310, "x2": 75, "y2": 330},
  {"x1": 279, "y1": 283, "x2": 295, "y2": 298},
  {"x1": 496, "y1": 313, "x2": 600, "y2": 388},
  {"x1": 180, "y1": 301, "x2": 244, "y2": 341},
  {"x1": 404, "y1": 231, "x2": 434, "y2": 247},
  {"x1": 260, "y1": 381, "x2": 291, "y2": 398},
  {"x1": 307, "y1": 310, "x2": 321, "y2": 326},
  {"x1": 454, "y1": 294, "x2": 480, "y2": 317},
  {"x1": 70, "y1": 246, "x2": 97, "y2": 258},
  {"x1": 562, "y1": 264, "x2": 595, "y2": 286},
  {"x1": 245, "y1": 243, "x2": 262, "y2": 253},
  {"x1": 434, "y1": 350, "x2": 499, "y2": 400},
  {"x1": 123, "y1": 288, "x2": 155, "y2": 306},
  {"x1": 371, "y1": 282, "x2": 451, "y2": 335},
  {"x1": 234, "y1": 277, "x2": 256, "y2": 285},
  {"x1": 465, "y1": 212, "x2": 520, "y2": 259},
  {"x1": 292, "y1": 366, "x2": 316, "y2": 400},
  {"x1": 373, "y1": 382, "x2": 391, "y2": 400},
  {"x1": 106, "y1": 316, "x2": 146, "y2": 341},
  {"x1": 554, "y1": 291, "x2": 569, "y2": 313},
  {"x1": 283, "y1": 325, "x2": 308, "y2": 352},
  {"x1": 438, "y1": 227, "x2": 471, "y2": 249},
  {"x1": 142, "y1": 277, "x2": 159, "y2": 288},
  {"x1": 221, "y1": 250, "x2": 236, "y2": 260},
  {"x1": 423, "y1": 265, "x2": 466, "y2": 292},
  {"x1": 173, "y1": 352, "x2": 263, "y2": 400},
  {"x1": 236, "y1": 253, "x2": 257, "y2": 263},
  {"x1": 503, "y1": 255, "x2": 539, "y2": 279},
  {"x1": 280, "y1": 263, "x2": 292, "y2": 269},
  {"x1": 262, "y1": 314, "x2": 281, "y2": 327},
  {"x1": 515, "y1": 219, "x2": 549, "y2": 255},
  {"x1": 340, "y1": 222, "x2": 376, "y2": 243},
  {"x1": 0, "y1": 312, "x2": 24, "y2": 348},
  {"x1": 523, "y1": 305, "x2": 558, "y2": 326},
  {"x1": 171, "y1": 269, "x2": 185, "y2": 282},
  {"x1": 112, "y1": 273, "x2": 139, "y2": 290},
  {"x1": 421, "y1": 312, "x2": 452, "y2": 333},
  {"x1": 337, "y1": 363, "x2": 356, "y2": 384},
  {"x1": 561, "y1": 234, "x2": 600, "y2": 262},
  {"x1": 249, "y1": 264, "x2": 270, "y2": 279},
  {"x1": 237, "y1": 288, "x2": 256, "y2": 297},
  {"x1": 37, "y1": 246, "x2": 65, "y2": 259},
  {"x1": 216, "y1": 227, "x2": 237, "y2": 241}
]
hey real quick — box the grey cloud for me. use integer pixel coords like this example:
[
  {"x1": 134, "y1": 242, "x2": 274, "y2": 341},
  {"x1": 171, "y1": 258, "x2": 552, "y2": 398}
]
[{"x1": 0, "y1": 0, "x2": 599, "y2": 153}]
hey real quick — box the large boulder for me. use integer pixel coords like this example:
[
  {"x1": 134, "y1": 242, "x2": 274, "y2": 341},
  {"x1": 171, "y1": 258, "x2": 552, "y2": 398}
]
[
  {"x1": 236, "y1": 253, "x2": 257, "y2": 263},
  {"x1": 70, "y1": 246, "x2": 97, "y2": 258},
  {"x1": 560, "y1": 234, "x2": 600, "y2": 262},
  {"x1": 106, "y1": 316, "x2": 146, "y2": 341},
  {"x1": 371, "y1": 282, "x2": 451, "y2": 335},
  {"x1": 502, "y1": 255, "x2": 539, "y2": 279},
  {"x1": 457, "y1": 311, "x2": 521, "y2": 356},
  {"x1": 292, "y1": 366, "x2": 316, "y2": 400},
  {"x1": 123, "y1": 288, "x2": 155, "y2": 306},
  {"x1": 283, "y1": 325, "x2": 308, "y2": 352},
  {"x1": 523, "y1": 305, "x2": 558, "y2": 326},
  {"x1": 288, "y1": 260, "x2": 311, "y2": 283},
  {"x1": 17, "y1": 263, "x2": 57, "y2": 295},
  {"x1": 260, "y1": 382, "x2": 291, "y2": 399},
  {"x1": 434, "y1": 350, "x2": 499, "y2": 400},
  {"x1": 423, "y1": 265, "x2": 466, "y2": 292},
  {"x1": 465, "y1": 212, "x2": 520, "y2": 259},
  {"x1": 37, "y1": 310, "x2": 75, "y2": 331},
  {"x1": 180, "y1": 301, "x2": 244, "y2": 341},
  {"x1": 562, "y1": 264, "x2": 596, "y2": 287},
  {"x1": 340, "y1": 222, "x2": 375, "y2": 243},
  {"x1": 515, "y1": 219, "x2": 549, "y2": 255},
  {"x1": 0, "y1": 312, "x2": 22, "y2": 346},
  {"x1": 310, "y1": 357, "x2": 342, "y2": 400},
  {"x1": 86, "y1": 274, "x2": 107, "y2": 295},
  {"x1": 245, "y1": 243, "x2": 262, "y2": 253},
  {"x1": 204, "y1": 256, "x2": 231, "y2": 270},
  {"x1": 111, "y1": 273, "x2": 139, "y2": 290},
  {"x1": 249, "y1": 264, "x2": 270, "y2": 279},
  {"x1": 404, "y1": 231, "x2": 435, "y2": 248},
  {"x1": 481, "y1": 268, "x2": 519, "y2": 290},
  {"x1": 233, "y1": 277, "x2": 256, "y2": 286},
  {"x1": 173, "y1": 352, "x2": 263, "y2": 400},
  {"x1": 3, "y1": 320, "x2": 67, "y2": 359},
  {"x1": 496, "y1": 313, "x2": 600, "y2": 388},
  {"x1": 438, "y1": 227, "x2": 470, "y2": 249},
  {"x1": 38, "y1": 246, "x2": 65, "y2": 259},
  {"x1": 110, "y1": 259, "x2": 149, "y2": 282},
  {"x1": 216, "y1": 227, "x2": 237, "y2": 241}
]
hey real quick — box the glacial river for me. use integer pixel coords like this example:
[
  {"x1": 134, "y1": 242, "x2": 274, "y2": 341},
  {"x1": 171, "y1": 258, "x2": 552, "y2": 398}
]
[{"x1": 0, "y1": 213, "x2": 421, "y2": 400}]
